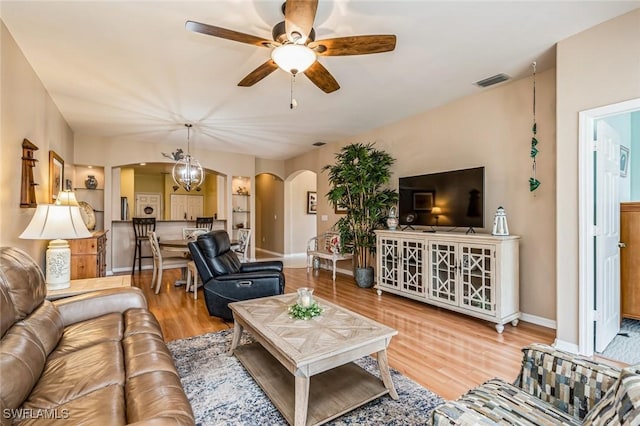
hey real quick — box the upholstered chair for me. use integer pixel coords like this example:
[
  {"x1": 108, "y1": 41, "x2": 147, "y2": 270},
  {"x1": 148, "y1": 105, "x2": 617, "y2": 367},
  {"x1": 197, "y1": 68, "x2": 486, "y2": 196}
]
[{"x1": 188, "y1": 230, "x2": 284, "y2": 320}]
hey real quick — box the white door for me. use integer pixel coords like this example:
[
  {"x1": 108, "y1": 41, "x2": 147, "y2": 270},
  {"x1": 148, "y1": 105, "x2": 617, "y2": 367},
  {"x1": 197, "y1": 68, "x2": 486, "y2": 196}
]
[
  {"x1": 135, "y1": 193, "x2": 162, "y2": 218},
  {"x1": 186, "y1": 195, "x2": 204, "y2": 220},
  {"x1": 595, "y1": 120, "x2": 621, "y2": 352},
  {"x1": 170, "y1": 194, "x2": 188, "y2": 220}
]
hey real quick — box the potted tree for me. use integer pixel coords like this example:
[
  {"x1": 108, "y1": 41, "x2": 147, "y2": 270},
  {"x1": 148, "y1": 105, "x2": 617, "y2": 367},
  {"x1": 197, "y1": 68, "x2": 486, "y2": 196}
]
[{"x1": 323, "y1": 143, "x2": 398, "y2": 287}]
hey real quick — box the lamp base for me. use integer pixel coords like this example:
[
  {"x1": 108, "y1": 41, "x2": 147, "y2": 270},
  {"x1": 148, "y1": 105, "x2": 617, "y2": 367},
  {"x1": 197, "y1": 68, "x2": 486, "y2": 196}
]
[{"x1": 46, "y1": 239, "x2": 71, "y2": 290}]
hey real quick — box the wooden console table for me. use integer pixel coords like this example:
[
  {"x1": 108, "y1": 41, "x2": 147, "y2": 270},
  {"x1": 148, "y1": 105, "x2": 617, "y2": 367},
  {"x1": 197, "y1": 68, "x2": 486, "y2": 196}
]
[{"x1": 46, "y1": 275, "x2": 131, "y2": 300}]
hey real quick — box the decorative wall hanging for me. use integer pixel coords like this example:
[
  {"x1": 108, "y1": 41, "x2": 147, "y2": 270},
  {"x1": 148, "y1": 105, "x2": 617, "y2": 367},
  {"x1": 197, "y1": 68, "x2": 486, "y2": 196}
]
[
  {"x1": 307, "y1": 191, "x2": 317, "y2": 214},
  {"x1": 20, "y1": 139, "x2": 39, "y2": 208},
  {"x1": 529, "y1": 62, "x2": 540, "y2": 192},
  {"x1": 620, "y1": 145, "x2": 630, "y2": 177},
  {"x1": 49, "y1": 151, "x2": 64, "y2": 203}
]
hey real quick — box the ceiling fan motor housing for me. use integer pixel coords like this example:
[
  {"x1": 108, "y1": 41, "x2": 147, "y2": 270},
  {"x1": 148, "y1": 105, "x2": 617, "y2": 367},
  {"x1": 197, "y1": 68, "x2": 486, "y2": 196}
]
[{"x1": 272, "y1": 21, "x2": 315, "y2": 44}]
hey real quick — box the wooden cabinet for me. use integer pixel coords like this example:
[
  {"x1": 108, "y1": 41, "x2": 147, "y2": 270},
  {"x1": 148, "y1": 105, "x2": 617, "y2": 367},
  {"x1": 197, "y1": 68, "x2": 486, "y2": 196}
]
[
  {"x1": 378, "y1": 235, "x2": 426, "y2": 298},
  {"x1": 376, "y1": 230, "x2": 520, "y2": 333},
  {"x1": 69, "y1": 231, "x2": 107, "y2": 279},
  {"x1": 621, "y1": 202, "x2": 640, "y2": 320}
]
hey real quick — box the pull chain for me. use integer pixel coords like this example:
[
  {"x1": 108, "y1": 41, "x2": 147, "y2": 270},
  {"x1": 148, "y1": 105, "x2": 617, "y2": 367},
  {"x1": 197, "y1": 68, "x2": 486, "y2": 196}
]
[{"x1": 290, "y1": 73, "x2": 298, "y2": 109}]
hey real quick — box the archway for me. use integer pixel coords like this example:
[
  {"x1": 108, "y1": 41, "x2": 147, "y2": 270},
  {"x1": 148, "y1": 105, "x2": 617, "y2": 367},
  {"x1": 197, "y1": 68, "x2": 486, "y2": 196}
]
[{"x1": 284, "y1": 170, "x2": 317, "y2": 256}]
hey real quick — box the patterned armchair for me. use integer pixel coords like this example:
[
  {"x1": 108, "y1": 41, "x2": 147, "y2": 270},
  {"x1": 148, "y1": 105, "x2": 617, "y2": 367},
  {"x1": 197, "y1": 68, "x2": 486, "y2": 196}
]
[{"x1": 430, "y1": 343, "x2": 639, "y2": 425}]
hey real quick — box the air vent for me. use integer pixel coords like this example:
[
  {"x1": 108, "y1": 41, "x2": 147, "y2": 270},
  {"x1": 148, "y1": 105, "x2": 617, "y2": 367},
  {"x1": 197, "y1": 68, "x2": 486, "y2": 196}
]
[
  {"x1": 312, "y1": 142, "x2": 326, "y2": 147},
  {"x1": 475, "y1": 73, "x2": 510, "y2": 88}
]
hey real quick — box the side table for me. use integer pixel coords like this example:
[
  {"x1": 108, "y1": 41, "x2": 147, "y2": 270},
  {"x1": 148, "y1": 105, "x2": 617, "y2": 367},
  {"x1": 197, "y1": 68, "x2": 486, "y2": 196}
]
[{"x1": 46, "y1": 275, "x2": 132, "y2": 300}]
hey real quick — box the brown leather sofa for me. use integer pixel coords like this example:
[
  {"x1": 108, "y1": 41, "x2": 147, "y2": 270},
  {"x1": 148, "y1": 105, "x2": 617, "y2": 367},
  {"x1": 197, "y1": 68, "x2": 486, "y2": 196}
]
[{"x1": 0, "y1": 247, "x2": 194, "y2": 425}]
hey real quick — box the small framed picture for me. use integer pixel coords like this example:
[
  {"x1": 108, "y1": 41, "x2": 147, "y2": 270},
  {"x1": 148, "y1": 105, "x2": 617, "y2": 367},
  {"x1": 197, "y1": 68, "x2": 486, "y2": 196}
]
[
  {"x1": 49, "y1": 150, "x2": 64, "y2": 203},
  {"x1": 620, "y1": 145, "x2": 630, "y2": 177},
  {"x1": 334, "y1": 202, "x2": 348, "y2": 214},
  {"x1": 413, "y1": 191, "x2": 434, "y2": 211},
  {"x1": 307, "y1": 191, "x2": 317, "y2": 214},
  {"x1": 65, "y1": 179, "x2": 73, "y2": 190}
]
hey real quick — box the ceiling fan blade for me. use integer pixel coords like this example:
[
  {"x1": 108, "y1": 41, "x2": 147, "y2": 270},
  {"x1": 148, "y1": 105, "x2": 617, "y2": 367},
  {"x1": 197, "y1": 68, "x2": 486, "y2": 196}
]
[
  {"x1": 284, "y1": 0, "x2": 318, "y2": 43},
  {"x1": 186, "y1": 20, "x2": 275, "y2": 48},
  {"x1": 237, "y1": 60, "x2": 279, "y2": 87},
  {"x1": 304, "y1": 61, "x2": 340, "y2": 93},
  {"x1": 309, "y1": 35, "x2": 397, "y2": 56}
]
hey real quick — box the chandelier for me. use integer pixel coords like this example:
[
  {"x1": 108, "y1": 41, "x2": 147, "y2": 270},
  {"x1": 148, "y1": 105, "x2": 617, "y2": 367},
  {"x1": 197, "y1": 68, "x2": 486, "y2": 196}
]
[{"x1": 172, "y1": 124, "x2": 204, "y2": 192}]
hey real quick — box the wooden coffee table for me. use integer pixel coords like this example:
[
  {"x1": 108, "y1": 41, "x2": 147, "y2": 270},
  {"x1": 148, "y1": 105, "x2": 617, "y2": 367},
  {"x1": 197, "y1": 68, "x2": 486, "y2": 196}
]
[{"x1": 228, "y1": 293, "x2": 398, "y2": 426}]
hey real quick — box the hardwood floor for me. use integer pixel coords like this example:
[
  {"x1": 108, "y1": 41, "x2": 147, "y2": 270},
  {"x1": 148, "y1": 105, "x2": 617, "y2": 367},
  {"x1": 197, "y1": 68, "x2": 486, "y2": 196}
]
[{"x1": 131, "y1": 267, "x2": 555, "y2": 401}]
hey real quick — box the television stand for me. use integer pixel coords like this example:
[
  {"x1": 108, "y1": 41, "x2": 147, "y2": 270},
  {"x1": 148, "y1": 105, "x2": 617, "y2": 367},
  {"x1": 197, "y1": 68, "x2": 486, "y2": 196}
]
[
  {"x1": 375, "y1": 229, "x2": 521, "y2": 333},
  {"x1": 465, "y1": 227, "x2": 476, "y2": 234}
]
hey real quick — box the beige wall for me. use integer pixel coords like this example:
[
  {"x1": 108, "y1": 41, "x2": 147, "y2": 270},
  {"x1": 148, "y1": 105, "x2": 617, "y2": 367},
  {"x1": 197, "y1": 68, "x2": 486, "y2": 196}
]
[
  {"x1": 286, "y1": 69, "x2": 557, "y2": 321},
  {"x1": 255, "y1": 173, "x2": 284, "y2": 253},
  {"x1": 288, "y1": 171, "x2": 317, "y2": 254},
  {"x1": 555, "y1": 9, "x2": 640, "y2": 347},
  {"x1": 0, "y1": 22, "x2": 74, "y2": 265}
]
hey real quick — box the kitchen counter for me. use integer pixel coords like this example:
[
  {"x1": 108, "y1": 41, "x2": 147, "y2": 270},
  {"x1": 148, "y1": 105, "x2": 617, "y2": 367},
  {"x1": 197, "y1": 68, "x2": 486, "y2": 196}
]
[{"x1": 110, "y1": 219, "x2": 227, "y2": 273}]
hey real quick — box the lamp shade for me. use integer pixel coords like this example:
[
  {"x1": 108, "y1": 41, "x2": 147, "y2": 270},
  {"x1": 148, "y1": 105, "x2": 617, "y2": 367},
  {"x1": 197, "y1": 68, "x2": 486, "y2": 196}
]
[
  {"x1": 271, "y1": 44, "x2": 316, "y2": 74},
  {"x1": 20, "y1": 204, "x2": 91, "y2": 240},
  {"x1": 55, "y1": 190, "x2": 79, "y2": 206},
  {"x1": 431, "y1": 207, "x2": 442, "y2": 215}
]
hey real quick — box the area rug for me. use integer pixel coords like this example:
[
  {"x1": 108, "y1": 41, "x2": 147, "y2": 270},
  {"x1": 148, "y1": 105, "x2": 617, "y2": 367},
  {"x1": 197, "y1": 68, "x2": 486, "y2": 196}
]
[
  {"x1": 167, "y1": 329, "x2": 444, "y2": 425},
  {"x1": 600, "y1": 318, "x2": 640, "y2": 365}
]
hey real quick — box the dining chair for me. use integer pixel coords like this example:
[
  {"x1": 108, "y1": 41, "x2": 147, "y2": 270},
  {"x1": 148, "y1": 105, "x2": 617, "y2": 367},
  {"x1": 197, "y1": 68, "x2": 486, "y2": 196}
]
[
  {"x1": 148, "y1": 231, "x2": 189, "y2": 294},
  {"x1": 131, "y1": 217, "x2": 156, "y2": 275},
  {"x1": 233, "y1": 228, "x2": 252, "y2": 262},
  {"x1": 195, "y1": 217, "x2": 214, "y2": 230},
  {"x1": 182, "y1": 227, "x2": 209, "y2": 240}
]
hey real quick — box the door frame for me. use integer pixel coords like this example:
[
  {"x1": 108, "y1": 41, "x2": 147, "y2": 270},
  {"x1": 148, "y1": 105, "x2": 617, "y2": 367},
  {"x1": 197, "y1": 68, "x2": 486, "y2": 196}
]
[{"x1": 578, "y1": 98, "x2": 640, "y2": 355}]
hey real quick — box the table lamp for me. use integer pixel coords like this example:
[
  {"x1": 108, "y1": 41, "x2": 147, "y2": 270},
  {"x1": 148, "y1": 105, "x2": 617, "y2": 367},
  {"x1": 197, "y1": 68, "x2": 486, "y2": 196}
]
[
  {"x1": 19, "y1": 198, "x2": 91, "y2": 290},
  {"x1": 431, "y1": 206, "x2": 442, "y2": 227}
]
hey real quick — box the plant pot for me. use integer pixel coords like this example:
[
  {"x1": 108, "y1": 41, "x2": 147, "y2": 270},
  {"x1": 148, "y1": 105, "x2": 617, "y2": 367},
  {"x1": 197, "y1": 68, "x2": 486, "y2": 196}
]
[{"x1": 354, "y1": 267, "x2": 374, "y2": 288}]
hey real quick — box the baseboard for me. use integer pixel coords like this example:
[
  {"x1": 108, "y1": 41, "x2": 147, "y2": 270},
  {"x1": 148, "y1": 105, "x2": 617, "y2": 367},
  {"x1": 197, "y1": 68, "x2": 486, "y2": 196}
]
[
  {"x1": 520, "y1": 313, "x2": 556, "y2": 329},
  {"x1": 553, "y1": 339, "x2": 580, "y2": 354}
]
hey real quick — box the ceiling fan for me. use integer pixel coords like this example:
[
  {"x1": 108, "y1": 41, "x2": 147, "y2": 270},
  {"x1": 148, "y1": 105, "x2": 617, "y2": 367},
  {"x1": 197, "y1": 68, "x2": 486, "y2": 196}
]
[{"x1": 186, "y1": 0, "x2": 396, "y2": 94}]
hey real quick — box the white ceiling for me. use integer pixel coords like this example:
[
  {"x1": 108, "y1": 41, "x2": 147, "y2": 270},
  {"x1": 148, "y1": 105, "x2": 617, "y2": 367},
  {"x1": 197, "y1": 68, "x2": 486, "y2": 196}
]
[{"x1": 2, "y1": 1, "x2": 639, "y2": 160}]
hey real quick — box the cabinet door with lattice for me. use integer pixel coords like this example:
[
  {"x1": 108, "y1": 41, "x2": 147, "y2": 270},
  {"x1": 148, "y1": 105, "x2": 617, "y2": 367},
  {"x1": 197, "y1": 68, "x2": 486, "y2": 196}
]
[
  {"x1": 459, "y1": 243, "x2": 495, "y2": 316},
  {"x1": 428, "y1": 241, "x2": 458, "y2": 306},
  {"x1": 377, "y1": 236, "x2": 400, "y2": 290},
  {"x1": 400, "y1": 238, "x2": 426, "y2": 297}
]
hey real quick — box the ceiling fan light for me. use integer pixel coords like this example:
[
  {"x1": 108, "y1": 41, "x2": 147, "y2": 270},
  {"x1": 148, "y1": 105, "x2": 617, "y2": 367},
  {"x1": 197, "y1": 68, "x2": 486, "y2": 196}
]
[{"x1": 271, "y1": 44, "x2": 316, "y2": 74}]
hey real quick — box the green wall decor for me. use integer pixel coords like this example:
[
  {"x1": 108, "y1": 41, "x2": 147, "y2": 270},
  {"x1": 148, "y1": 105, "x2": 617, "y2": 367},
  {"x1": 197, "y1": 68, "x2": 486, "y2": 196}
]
[{"x1": 529, "y1": 61, "x2": 541, "y2": 192}]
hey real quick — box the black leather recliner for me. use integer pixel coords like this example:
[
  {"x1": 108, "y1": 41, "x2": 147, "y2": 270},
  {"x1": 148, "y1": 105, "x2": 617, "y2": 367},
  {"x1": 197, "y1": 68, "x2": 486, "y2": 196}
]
[{"x1": 188, "y1": 230, "x2": 285, "y2": 320}]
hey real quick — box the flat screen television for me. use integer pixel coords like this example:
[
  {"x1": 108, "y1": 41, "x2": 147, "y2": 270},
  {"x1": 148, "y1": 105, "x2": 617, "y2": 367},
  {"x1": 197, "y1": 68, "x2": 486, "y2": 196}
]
[{"x1": 398, "y1": 166, "x2": 484, "y2": 229}]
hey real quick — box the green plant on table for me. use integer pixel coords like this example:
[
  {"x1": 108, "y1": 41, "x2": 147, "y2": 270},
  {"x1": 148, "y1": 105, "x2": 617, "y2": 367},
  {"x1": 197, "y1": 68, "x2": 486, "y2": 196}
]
[{"x1": 288, "y1": 303, "x2": 323, "y2": 320}]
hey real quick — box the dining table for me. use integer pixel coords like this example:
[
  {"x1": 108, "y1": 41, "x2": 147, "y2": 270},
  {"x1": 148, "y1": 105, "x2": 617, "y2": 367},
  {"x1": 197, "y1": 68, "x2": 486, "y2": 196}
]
[
  {"x1": 158, "y1": 239, "x2": 190, "y2": 286},
  {"x1": 159, "y1": 238, "x2": 240, "y2": 250}
]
